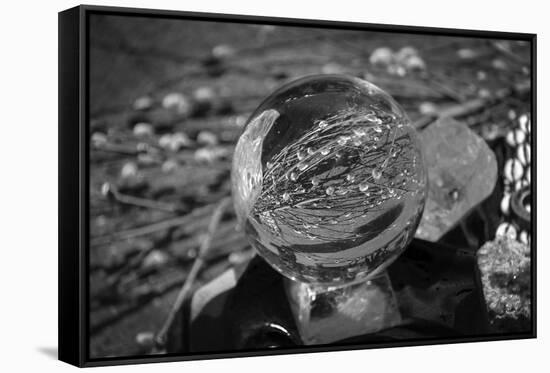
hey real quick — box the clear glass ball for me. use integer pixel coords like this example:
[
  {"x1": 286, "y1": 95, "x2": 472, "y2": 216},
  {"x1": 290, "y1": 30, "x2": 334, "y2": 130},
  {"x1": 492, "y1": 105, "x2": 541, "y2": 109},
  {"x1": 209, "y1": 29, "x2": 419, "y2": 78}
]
[{"x1": 232, "y1": 75, "x2": 427, "y2": 286}]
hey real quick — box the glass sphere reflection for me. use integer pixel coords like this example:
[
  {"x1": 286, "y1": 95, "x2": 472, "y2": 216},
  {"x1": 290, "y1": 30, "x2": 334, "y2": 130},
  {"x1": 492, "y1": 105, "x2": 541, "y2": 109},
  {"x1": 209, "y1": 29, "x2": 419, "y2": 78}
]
[{"x1": 232, "y1": 75, "x2": 427, "y2": 286}]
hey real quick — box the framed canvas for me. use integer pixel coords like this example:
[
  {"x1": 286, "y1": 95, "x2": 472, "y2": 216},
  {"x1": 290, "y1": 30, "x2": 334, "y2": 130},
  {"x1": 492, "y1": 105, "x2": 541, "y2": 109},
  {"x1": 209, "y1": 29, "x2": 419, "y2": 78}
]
[{"x1": 59, "y1": 4, "x2": 536, "y2": 367}]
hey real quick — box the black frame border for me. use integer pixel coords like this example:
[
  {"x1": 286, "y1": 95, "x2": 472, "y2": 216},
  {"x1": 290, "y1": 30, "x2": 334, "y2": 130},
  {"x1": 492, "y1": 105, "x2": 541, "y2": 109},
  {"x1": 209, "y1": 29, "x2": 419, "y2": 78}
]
[{"x1": 58, "y1": 4, "x2": 537, "y2": 367}]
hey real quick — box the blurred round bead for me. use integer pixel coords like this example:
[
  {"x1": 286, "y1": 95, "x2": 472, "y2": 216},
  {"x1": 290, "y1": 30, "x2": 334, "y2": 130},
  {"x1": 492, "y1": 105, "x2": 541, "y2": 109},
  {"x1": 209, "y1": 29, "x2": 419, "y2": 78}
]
[
  {"x1": 158, "y1": 134, "x2": 172, "y2": 149},
  {"x1": 137, "y1": 153, "x2": 157, "y2": 166},
  {"x1": 492, "y1": 59, "x2": 507, "y2": 70},
  {"x1": 387, "y1": 64, "x2": 407, "y2": 76},
  {"x1": 369, "y1": 47, "x2": 394, "y2": 66},
  {"x1": 162, "y1": 92, "x2": 193, "y2": 116},
  {"x1": 133, "y1": 122, "x2": 154, "y2": 137},
  {"x1": 514, "y1": 128, "x2": 526, "y2": 145},
  {"x1": 133, "y1": 96, "x2": 154, "y2": 111},
  {"x1": 194, "y1": 146, "x2": 229, "y2": 163},
  {"x1": 321, "y1": 62, "x2": 345, "y2": 74},
  {"x1": 170, "y1": 132, "x2": 192, "y2": 151},
  {"x1": 142, "y1": 250, "x2": 169, "y2": 269},
  {"x1": 476, "y1": 70, "x2": 487, "y2": 81},
  {"x1": 516, "y1": 143, "x2": 531, "y2": 166},
  {"x1": 518, "y1": 114, "x2": 530, "y2": 134},
  {"x1": 193, "y1": 86, "x2": 216, "y2": 104},
  {"x1": 418, "y1": 102, "x2": 438, "y2": 115},
  {"x1": 136, "y1": 142, "x2": 151, "y2": 153},
  {"x1": 504, "y1": 158, "x2": 524, "y2": 183},
  {"x1": 500, "y1": 193, "x2": 511, "y2": 215},
  {"x1": 120, "y1": 162, "x2": 138, "y2": 179},
  {"x1": 161, "y1": 159, "x2": 179, "y2": 173},
  {"x1": 514, "y1": 179, "x2": 528, "y2": 192},
  {"x1": 135, "y1": 331, "x2": 155, "y2": 348},
  {"x1": 158, "y1": 132, "x2": 192, "y2": 152},
  {"x1": 519, "y1": 231, "x2": 530, "y2": 245},
  {"x1": 478, "y1": 88, "x2": 492, "y2": 99},
  {"x1": 403, "y1": 55, "x2": 426, "y2": 71},
  {"x1": 91, "y1": 132, "x2": 108, "y2": 147},
  {"x1": 457, "y1": 48, "x2": 476, "y2": 59},
  {"x1": 197, "y1": 130, "x2": 218, "y2": 146},
  {"x1": 395, "y1": 46, "x2": 419, "y2": 61},
  {"x1": 496, "y1": 222, "x2": 517, "y2": 240},
  {"x1": 505, "y1": 130, "x2": 516, "y2": 147},
  {"x1": 506, "y1": 128, "x2": 527, "y2": 148},
  {"x1": 100, "y1": 182, "x2": 112, "y2": 197},
  {"x1": 212, "y1": 44, "x2": 236, "y2": 59}
]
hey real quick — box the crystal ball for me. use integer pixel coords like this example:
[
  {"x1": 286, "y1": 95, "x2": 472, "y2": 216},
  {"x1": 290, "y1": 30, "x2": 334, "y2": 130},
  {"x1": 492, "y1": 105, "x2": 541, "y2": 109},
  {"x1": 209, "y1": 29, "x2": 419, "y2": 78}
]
[{"x1": 232, "y1": 75, "x2": 427, "y2": 286}]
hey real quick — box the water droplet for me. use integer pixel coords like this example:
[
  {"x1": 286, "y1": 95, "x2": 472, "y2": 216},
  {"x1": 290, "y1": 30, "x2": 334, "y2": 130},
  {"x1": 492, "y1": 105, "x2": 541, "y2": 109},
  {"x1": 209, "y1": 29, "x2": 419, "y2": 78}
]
[
  {"x1": 266, "y1": 161, "x2": 274, "y2": 169},
  {"x1": 353, "y1": 128, "x2": 366, "y2": 137},
  {"x1": 320, "y1": 148, "x2": 330, "y2": 156},
  {"x1": 337, "y1": 136, "x2": 349, "y2": 145},
  {"x1": 336, "y1": 188, "x2": 349, "y2": 196},
  {"x1": 373, "y1": 136, "x2": 379, "y2": 142},
  {"x1": 450, "y1": 189, "x2": 460, "y2": 201},
  {"x1": 311, "y1": 177, "x2": 320, "y2": 186},
  {"x1": 326, "y1": 186, "x2": 335, "y2": 195},
  {"x1": 353, "y1": 139, "x2": 362, "y2": 146},
  {"x1": 318, "y1": 120, "x2": 328, "y2": 129},
  {"x1": 373, "y1": 126, "x2": 382, "y2": 133},
  {"x1": 290, "y1": 172, "x2": 298, "y2": 181},
  {"x1": 307, "y1": 147, "x2": 315, "y2": 155},
  {"x1": 346, "y1": 174, "x2": 356, "y2": 182},
  {"x1": 329, "y1": 219, "x2": 338, "y2": 225},
  {"x1": 359, "y1": 183, "x2": 369, "y2": 192},
  {"x1": 297, "y1": 162, "x2": 308, "y2": 171},
  {"x1": 282, "y1": 192, "x2": 290, "y2": 201},
  {"x1": 372, "y1": 168, "x2": 382, "y2": 180},
  {"x1": 297, "y1": 150, "x2": 306, "y2": 161}
]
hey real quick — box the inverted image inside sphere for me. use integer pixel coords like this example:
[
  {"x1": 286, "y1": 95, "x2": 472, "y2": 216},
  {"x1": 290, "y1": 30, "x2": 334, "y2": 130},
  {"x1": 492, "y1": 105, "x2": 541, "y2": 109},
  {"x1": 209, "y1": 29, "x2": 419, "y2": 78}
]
[{"x1": 232, "y1": 75, "x2": 427, "y2": 286}]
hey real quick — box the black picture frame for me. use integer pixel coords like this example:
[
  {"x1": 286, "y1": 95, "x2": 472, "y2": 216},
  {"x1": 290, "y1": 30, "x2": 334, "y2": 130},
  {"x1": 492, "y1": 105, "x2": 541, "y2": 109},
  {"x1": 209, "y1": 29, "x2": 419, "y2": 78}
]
[{"x1": 59, "y1": 4, "x2": 537, "y2": 367}]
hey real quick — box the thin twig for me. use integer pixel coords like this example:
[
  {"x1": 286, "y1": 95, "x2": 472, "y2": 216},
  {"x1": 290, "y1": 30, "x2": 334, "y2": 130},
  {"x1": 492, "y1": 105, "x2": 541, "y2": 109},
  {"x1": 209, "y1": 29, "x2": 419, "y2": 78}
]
[
  {"x1": 491, "y1": 41, "x2": 529, "y2": 66},
  {"x1": 154, "y1": 196, "x2": 232, "y2": 348},
  {"x1": 413, "y1": 80, "x2": 531, "y2": 130},
  {"x1": 104, "y1": 182, "x2": 178, "y2": 213},
  {"x1": 90, "y1": 203, "x2": 218, "y2": 247}
]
